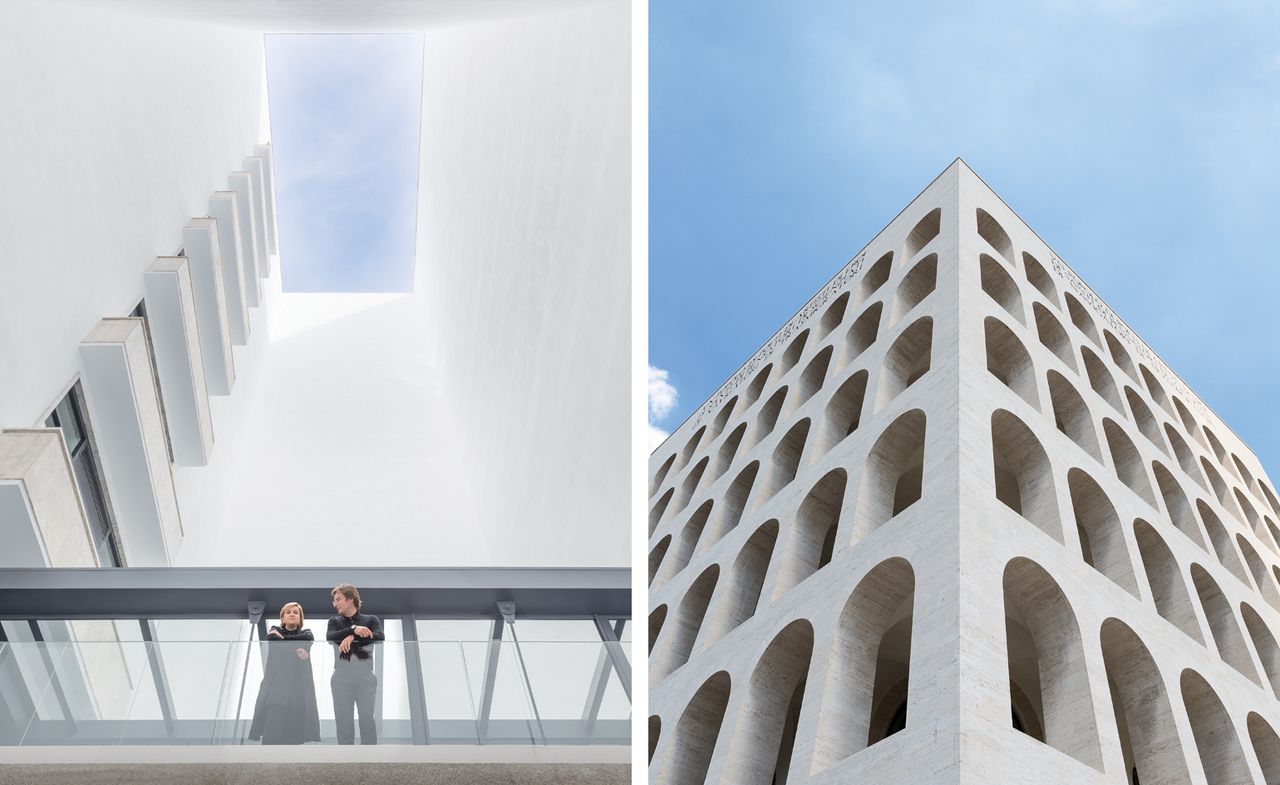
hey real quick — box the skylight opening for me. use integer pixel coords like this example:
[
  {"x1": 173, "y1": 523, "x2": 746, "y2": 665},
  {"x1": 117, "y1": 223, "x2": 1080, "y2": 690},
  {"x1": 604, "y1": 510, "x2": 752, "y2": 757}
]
[{"x1": 265, "y1": 34, "x2": 425, "y2": 293}]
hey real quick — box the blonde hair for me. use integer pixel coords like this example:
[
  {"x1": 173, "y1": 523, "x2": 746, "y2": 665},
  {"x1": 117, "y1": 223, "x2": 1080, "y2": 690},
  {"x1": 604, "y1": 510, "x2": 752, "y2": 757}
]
[{"x1": 279, "y1": 602, "x2": 305, "y2": 630}]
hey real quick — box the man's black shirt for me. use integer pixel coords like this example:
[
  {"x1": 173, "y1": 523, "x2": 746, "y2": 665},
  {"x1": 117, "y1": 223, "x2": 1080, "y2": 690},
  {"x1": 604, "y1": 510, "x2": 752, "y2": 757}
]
[{"x1": 327, "y1": 611, "x2": 384, "y2": 666}]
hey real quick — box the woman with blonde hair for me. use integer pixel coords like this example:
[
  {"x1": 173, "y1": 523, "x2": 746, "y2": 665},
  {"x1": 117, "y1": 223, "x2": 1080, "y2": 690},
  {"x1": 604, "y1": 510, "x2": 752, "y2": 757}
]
[{"x1": 248, "y1": 602, "x2": 321, "y2": 744}]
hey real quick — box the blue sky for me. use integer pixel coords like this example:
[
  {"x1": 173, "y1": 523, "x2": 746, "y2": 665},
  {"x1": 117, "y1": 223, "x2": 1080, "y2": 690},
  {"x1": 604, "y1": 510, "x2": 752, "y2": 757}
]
[
  {"x1": 265, "y1": 34, "x2": 424, "y2": 293},
  {"x1": 649, "y1": 1, "x2": 1280, "y2": 474}
]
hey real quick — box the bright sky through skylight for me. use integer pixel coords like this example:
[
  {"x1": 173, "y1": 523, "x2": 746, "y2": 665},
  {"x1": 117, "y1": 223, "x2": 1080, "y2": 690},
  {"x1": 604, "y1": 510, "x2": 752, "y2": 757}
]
[{"x1": 265, "y1": 34, "x2": 424, "y2": 293}]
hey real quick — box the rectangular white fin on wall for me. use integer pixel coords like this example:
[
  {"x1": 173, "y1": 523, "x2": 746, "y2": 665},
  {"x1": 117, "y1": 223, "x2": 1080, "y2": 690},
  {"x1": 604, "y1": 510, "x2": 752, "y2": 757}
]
[
  {"x1": 183, "y1": 218, "x2": 236, "y2": 395},
  {"x1": 0, "y1": 429, "x2": 97, "y2": 567},
  {"x1": 209, "y1": 191, "x2": 250, "y2": 344},
  {"x1": 244, "y1": 156, "x2": 272, "y2": 277},
  {"x1": 228, "y1": 172, "x2": 263, "y2": 306},
  {"x1": 144, "y1": 257, "x2": 215, "y2": 466},
  {"x1": 253, "y1": 143, "x2": 278, "y2": 254},
  {"x1": 79, "y1": 318, "x2": 183, "y2": 566}
]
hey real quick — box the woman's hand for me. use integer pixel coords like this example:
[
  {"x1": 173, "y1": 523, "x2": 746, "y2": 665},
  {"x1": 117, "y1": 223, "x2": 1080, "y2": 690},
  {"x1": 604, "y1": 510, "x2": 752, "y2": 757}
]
[
  {"x1": 295, "y1": 648, "x2": 309, "y2": 660},
  {"x1": 267, "y1": 628, "x2": 284, "y2": 639}
]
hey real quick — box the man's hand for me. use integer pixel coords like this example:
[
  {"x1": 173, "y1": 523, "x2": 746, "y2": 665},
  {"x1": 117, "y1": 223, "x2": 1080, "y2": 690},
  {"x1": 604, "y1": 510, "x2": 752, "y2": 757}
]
[
  {"x1": 352, "y1": 625, "x2": 372, "y2": 638},
  {"x1": 295, "y1": 648, "x2": 309, "y2": 660},
  {"x1": 339, "y1": 634, "x2": 354, "y2": 654}
]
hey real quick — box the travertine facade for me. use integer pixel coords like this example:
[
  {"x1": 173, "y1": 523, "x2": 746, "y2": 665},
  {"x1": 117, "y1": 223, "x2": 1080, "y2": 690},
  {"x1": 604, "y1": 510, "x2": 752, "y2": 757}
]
[{"x1": 647, "y1": 160, "x2": 1280, "y2": 784}]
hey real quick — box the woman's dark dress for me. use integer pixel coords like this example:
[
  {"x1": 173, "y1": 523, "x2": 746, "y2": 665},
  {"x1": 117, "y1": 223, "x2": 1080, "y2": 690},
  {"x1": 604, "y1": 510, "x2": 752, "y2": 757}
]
[{"x1": 248, "y1": 627, "x2": 321, "y2": 744}]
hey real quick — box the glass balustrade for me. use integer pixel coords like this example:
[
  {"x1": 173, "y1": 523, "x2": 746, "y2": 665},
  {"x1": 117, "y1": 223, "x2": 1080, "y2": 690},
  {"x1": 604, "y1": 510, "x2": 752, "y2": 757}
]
[{"x1": 0, "y1": 638, "x2": 630, "y2": 746}]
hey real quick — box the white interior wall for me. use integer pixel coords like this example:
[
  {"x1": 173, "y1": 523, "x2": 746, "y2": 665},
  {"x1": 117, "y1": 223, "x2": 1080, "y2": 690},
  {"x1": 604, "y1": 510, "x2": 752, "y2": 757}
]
[
  {"x1": 414, "y1": 2, "x2": 630, "y2": 568},
  {"x1": 1, "y1": 1, "x2": 630, "y2": 570},
  {"x1": 0, "y1": 0, "x2": 265, "y2": 427}
]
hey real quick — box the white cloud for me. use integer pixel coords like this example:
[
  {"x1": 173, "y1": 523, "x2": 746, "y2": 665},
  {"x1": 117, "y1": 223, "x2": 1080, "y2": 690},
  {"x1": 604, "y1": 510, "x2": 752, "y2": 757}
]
[
  {"x1": 649, "y1": 423, "x2": 671, "y2": 451},
  {"x1": 648, "y1": 365, "x2": 678, "y2": 422}
]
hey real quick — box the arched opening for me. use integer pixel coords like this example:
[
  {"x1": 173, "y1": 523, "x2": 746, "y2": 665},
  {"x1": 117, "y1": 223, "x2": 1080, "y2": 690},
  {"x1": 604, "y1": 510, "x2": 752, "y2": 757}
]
[
  {"x1": 679, "y1": 426, "x2": 707, "y2": 472},
  {"x1": 1238, "y1": 536, "x2": 1280, "y2": 610},
  {"x1": 1200, "y1": 458, "x2": 1237, "y2": 516},
  {"x1": 1100, "y1": 618, "x2": 1192, "y2": 785},
  {"x1": 905, "y1": 208, "x2": 941, "y2": 259},
  {"x1": 779, "y1": 329, "x2": 809, "y2": 376},
  {"x1": 794, "y1": 346, "x2": 833, "y2": 411},
  {"x1": 757, "y1": 419, "x2": 810, "y2": 508},
  {"x1": 649, "y1": 715, "x2": 661, "y2": 764},
  {"x1": 1197, "y1": 501, "x2": 1250, "y2": 585},
  {"x1": 653, "y1": 500, "x2": 713, "y2": 590},
  {"x1": 1102, "y1": 419, "x2": 1156, "y2": 507},
  {"x1": 1235, "y1": 489, "x2": 1261, "y2": 530},
  {"x1": 891, "y1": 253, "x2": 937, "y2": 324},
  {"x1": 1081, "y1": 347, "x2": 1123, "y2": 411},
  {"x1": 1068, "y1": 469, "x2": 1140, "y2": 597},
  {"x1": 749, "y1": 386, "x2": 788, "y2": 450},
  {"x1": 1151, "y1": 462, "x2": 1207, "y2": 550},
  {"x1": 774, "y1": 469, "x2": 847, "y2": 596},
  {"x1": 991, "y1": 410, "x2": 1062, "y2": 542},
  {"x1": 818, "y1": 291, "x2": 849, "y2": 339},
  {"x1": 980, "y1": 253, "x2": 1024, "y2": 324},
  {"x1": 721, "y1": 620, "x2": 814, "y2": 785},
  {"x1": 875, "y1": 317, "x2": 932, "y2": 409},
  {"x1": 1047, "y1": 370, "x2": 1102, "y2": 461},
  {"x1": 1247, "y1": 713, "x2": 1280, "y2": 784},
  {"x1": 1189, "y1": 565, "x2": 1261, "y2": 685},
  {"x1": 1172, "y1": 397, "x2": 1206, "y2": 450},
  {"x1": 1265, "y1": 517, "x2": 1280, "y2": 556},
  {"x1": 852, "y1": 409, "x2": 926, "y2": 543},
  {"x1": 1065, "y1": 293, "x2": 1101, "y2": 348},
  {"x1": 1163, "y1": 424, "x2": 1206, "y2": 490},
  {"x1": 673, "y1": 456, "x2": 710, "y2": 517},
  {"x1": 1240, "y1": 603, "x2": 1280, "y2": 699},
  {"x1": 843, "y1": 301, "x2": 882, "y2": 368},
  {"x1": 1261, "y1": 482, "x2": 1280, "y2": 520},
  {"x1": 650, "y1": 488, "x2": 673, "y2": 537},
  {"x1": 1103, "y1": 331, "x2": 1139, "y2": 384},
  {"x1": 1138, "y1": 365, "x2": 1174, "y2": 418},
  {"x1": 1180, "y1": 669, "x2": 1252, "y2": 785},
  {"x1": 707, "y1": 461, "x2": 758, "y2": 545},
  {"x1": 709, "y1": 396, "x2": 738, "y2": 441},
  {"x1": 985, "y1": 317, "x2": 1039, "y2": 409},
  {"x1": 1133, "y1": 520, "x2": 1203, "y2": 642},
  {"x1": 1022, "y1": 252, "x2": 1059, "y2": 309},
  {"x1": 1033, "y1": 302, "x2": 1076, "y2": 371},
  {"x1": 1203, "y1": 424, "x2": 1231, "y2": 468},
  {"x1": 703, "y1": 520, "x2": 779, "y2": 645},
  {"x1": 656, "y1": 672, "x2": 730, "y2": 785},
  {"x1": 976, "y1": 208, "x2": 1013, "y2": 262},
  {"x1": 811, "y1": 558, "x2": 914, "y2": 772},
  {"x1": 651, "y1": 452, "x2": 676, "y2": 498},
  {"x1": 649, "y1": 534, "x2": 672, "y2": 587},
  {"x1": 857, "y1": 251, "x2": 893, "y2": 307},
  {"x1": 814, "y1": 370, "x2": 867, "y2": 459},
  {"x1": 743, "y1": 363, "x2": 771, "y2": 408},
  {"x1": 1233, "y1": 454, "x2": 1257, "y2": 491},
  {"x1": 1003, "y1": 557, "x2": 1102, "y2": 768},
  {"x1": 1101, "y1": 421, "x2": 1143, "y2": 493},
  {"x1": 1124, "y1": 386, "x2": 1168, "y2": 457},
  {"x1": 652, "y1": 565, "x2": 720, "y2": 683},
  {"x1": 711, "y1": 422, "x2": 747, "y2": 485},
  {"x1": 649, "y1": 605, "x2": 667, "y2": 655}
]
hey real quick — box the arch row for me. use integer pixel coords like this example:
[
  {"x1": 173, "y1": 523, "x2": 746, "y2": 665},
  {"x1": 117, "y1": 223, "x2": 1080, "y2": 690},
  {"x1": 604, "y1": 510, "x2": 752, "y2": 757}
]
[
  {"x1": 649, "y1": 407, "x2": 931, "y2": 649},
  {"x1": 986, "y1": 406, "x2": 1280, "y2": 627},
  {"x1": 652, "y1": 557, "x2": 919, "y2": 785}
]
